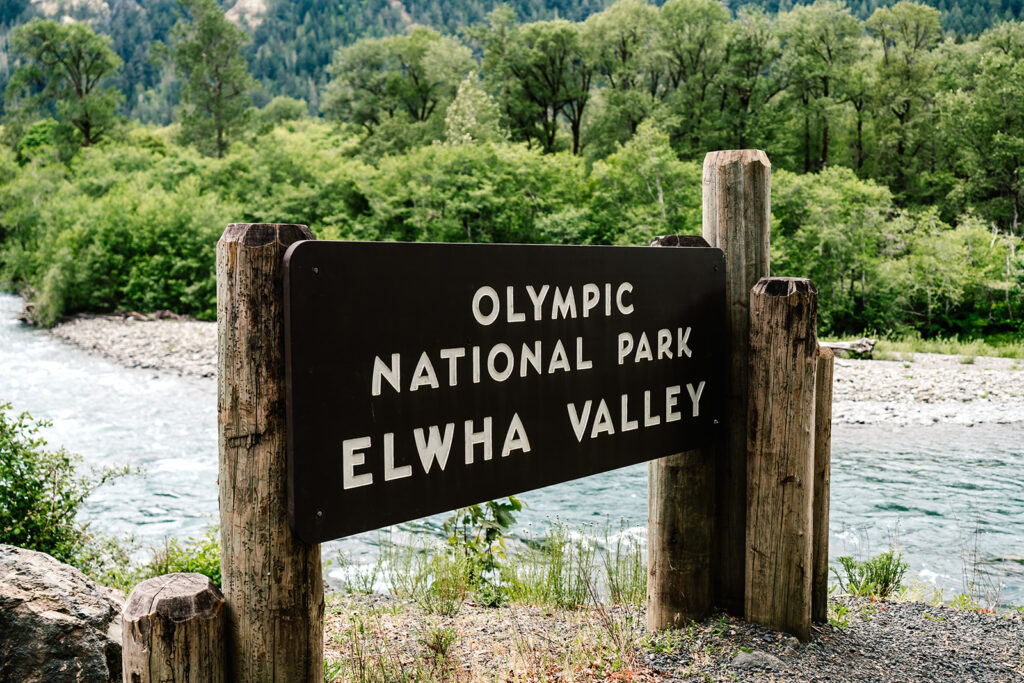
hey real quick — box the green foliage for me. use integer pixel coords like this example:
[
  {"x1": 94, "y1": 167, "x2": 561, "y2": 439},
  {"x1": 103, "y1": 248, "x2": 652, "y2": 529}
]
[
  {"x1": 828, "y1": 601, "x2": 850, "y2": 628},
  {"x1": 831, "y1": 550, "x2": 909, "y2": 598},
  {"x1": 167, "y1": 0, "x2": 254, "y2": 157},
  {"x1": 256, "y1": 96, "x2": 309, "y2": 133},
  {"x1": 443, "y1": 496, "x2": 521, "y2": 607},
  {"x1": 143, "y1": 526, "x2": 222, "y2": 587},
  {"x1": 6, "y1": 19, "x2": 122, "y2": 151},
  {"x1": 0, "y1": 402, "x2": 125, "y2": 564},
  {"x1": 507, "y1": 521, "x2": 598, "y2": 609},
  {"x1": 601, "y1": 525, "x2": 646, "y2": 607},
  {"x1": 322, "y1": 26, "x2": 473, "y2": 153},
  {"x1": 444, "y1": 76, "x2": 502, "y2": 145}
]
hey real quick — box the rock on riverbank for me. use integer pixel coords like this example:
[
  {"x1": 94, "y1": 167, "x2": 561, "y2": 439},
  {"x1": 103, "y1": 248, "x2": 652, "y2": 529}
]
[{"x1": 46, "y1": 313, "x2": 1024, "y2": 425}]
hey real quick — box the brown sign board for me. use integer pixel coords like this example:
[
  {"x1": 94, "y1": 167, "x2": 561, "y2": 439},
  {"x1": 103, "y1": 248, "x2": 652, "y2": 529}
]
[{"x1": 284, "y1": 241, "x2": 726, "y2": 544}]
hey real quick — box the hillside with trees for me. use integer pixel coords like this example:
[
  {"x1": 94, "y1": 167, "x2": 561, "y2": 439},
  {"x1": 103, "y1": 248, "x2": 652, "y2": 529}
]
[{"x1": 0, "y1": 0, "x2": 1021, "y2": 341}]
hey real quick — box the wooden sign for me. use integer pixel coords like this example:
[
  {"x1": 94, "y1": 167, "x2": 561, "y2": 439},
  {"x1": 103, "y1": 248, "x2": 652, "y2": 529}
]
[{"x1": 283, "y1": 241, "x2": 725, "y2": 543}]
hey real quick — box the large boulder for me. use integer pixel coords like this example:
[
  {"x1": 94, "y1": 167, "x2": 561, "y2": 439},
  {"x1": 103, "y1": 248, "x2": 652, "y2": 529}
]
[{"x1": 0, "y1": 544, "x2": 123, "y2": 682}]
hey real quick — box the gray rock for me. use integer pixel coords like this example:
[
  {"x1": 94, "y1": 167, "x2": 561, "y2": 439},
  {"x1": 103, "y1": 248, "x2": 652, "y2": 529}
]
[
  {"x1": 0, "y1": 544, "x2": 123, "y2": 682},
  {"x1": 732, "y1": 649, "x2": 783, "y2": 670}
]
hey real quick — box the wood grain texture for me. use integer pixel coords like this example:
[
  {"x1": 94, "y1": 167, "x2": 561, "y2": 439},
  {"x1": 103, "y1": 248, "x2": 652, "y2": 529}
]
[
  {"x1": 745, "y1": 276, "x2": 818, "y2": 641},
  {"x1": 812, "y1": 346, "x2": 834, "y2": 623},
  {"x1": 702, "y1": 149, "x2": 771, "y2": 615},
  {"x1": 647, "y1": 450, "x2": 713, "y2": 629},
  {"x1": 122, "y1": 573, "x2": 225, "y2": 682},
  {"x1": 646, "y1": 234, "x2": 714, "y2": 629},
  {"x1": 217, "y1": 223, "x2": 323, "y2": 682}
]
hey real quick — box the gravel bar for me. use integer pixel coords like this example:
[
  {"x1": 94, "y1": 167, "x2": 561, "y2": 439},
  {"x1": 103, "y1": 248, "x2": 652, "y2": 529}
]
[{"x1": 46, "y1": 313, "x2": 1024, "y2": 425}]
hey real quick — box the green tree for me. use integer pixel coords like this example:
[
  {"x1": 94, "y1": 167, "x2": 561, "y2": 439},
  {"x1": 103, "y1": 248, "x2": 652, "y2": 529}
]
[
  {"x1": 718, "y1": 7, "x2": 784, "y2": 150},
  {"x1": 504, "y1": 19, "x2": 592, "y2": 154},
  {"x1": 445, "y1": 75, "x2": 502, "y2": 144},
  {"x1": 772, "y1": 166, "x2": 893, "y2": 332},
  {"x1": 588, "y1": 120, "x2": 702, "y2": 245},
  {"x1": 322, "y1": 27, "x2": 473, "y2": 152},
  {"x1": 655, "y1": 0, "x2": 729, "y2": 156},
  {"x1": 941, "y1": 21, "x2": 1024, "y2": 235},
  {"x1": 6, "y1": 19, "x2": 122, "y2": 149},
  {"x1": 866, "y1": 1, "x2": 942, "y2": 197},
  {"x1": 167, "y1": 0, "x2": 254, "y2": 157},
  {"x1": 583, "y1": 0, "x2": 661, "y2": 155},
  {"x1": 776, "y1": 0, "x2": 864, "y2": 172}
]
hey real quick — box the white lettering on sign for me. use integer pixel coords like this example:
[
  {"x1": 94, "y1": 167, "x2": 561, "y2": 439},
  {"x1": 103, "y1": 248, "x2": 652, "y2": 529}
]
[
  {"x1": 552, "y1": 287, "x2": 576, "y2": 319},
  {"x1": 372, "y1": 338, "x2": 599, "y2": 394},
  {"x1": 502, "y1": 413, "x2": 531, "y2": 457},
  {"x1": 565, "y1": 383, "x2": 707, "y2": 443},
  {"x1": 410, "y1": 352, "x2": 440, "y2": 391},
  {"x1": 617, "y1": 327, "x2": 691, "y2": 366},
  {"x1": 439, "y1": 347, "x2": 465, "y2": 386},
  {"x1": 372, "y1": 354, "x2": 401, "y2": 397},
  {"x1": 415, "y1": 423, "x2": 455, "y2": 473},
  {"x1": 383, "y1": 432, "x2": 412, "y2": 481},
  {"x1": 470, "y1": 283, "x2": 635, "y2": 325},
  {"x1": 349, "y1": 278, "x2": 714, "y2": 497},
  {"x1": 342, "y1": 436, "x2": 373, "y2": 489},
  {"x1": 341, "y1": 414, "x2": 533, "y2": 488},
  {"x1": 465, "y1": 417, "x2": 493, "y2": 464},
  {"x1": 472, "y1": 286, "x2": 500, "y2": 326}
]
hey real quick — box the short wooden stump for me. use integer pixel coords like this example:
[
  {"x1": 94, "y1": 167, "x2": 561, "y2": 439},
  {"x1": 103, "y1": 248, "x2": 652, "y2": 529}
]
[{"x1": 122, "y1": 573, "x2": 225, "y2": 682}]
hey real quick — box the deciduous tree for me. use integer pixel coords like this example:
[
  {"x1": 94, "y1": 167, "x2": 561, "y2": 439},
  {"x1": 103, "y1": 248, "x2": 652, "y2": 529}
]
[{"x1": 6, "y1": 19, "x2": 122, "y2": 149}]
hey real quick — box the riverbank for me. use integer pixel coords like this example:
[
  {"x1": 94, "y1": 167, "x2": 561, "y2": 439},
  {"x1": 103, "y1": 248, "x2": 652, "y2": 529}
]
[
  {"x1": 46, "y1": 312, "x2": 1024, "y2": 425},
  {"x1": 324, "y1": 593, "x2": 1024, "y2": 682}
]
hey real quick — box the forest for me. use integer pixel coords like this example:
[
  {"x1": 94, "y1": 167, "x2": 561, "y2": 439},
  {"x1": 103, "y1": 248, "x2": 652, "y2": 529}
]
[{"x1": 0, "y1": 0, "x2": 1021, "y2": 341}]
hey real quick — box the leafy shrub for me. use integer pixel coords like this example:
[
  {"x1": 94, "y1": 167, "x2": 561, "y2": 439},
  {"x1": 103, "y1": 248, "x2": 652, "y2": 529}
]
[
  {"x1": 143, "y1": 526, "x2": 222, "y2": 587},
  {"x1": 443, "y1": 496, "x2": 521, "y2": 607},
  {"x1": 0, "y1": 402, "x2": 124, "y2": 563},
  {"x1": 831, "y1": 550, "x2": 909, "y2": 598}
]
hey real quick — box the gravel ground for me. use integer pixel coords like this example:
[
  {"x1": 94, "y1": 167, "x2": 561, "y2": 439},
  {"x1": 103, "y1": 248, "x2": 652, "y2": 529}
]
[
  {"x1": 643, "y1": 597, "x2": 1024, "y2": 682},
  {"x1": 325, "y1": 594, "x2": 1024, "y2": 682},
  {"x1": 45, "y1": 313, "x2": 1024, "y2": 425}
]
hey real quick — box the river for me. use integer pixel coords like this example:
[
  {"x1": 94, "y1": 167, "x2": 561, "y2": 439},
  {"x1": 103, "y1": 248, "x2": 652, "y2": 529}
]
[{"x1": 1, "y1": 293, "x2": 1021, "y2": 606}]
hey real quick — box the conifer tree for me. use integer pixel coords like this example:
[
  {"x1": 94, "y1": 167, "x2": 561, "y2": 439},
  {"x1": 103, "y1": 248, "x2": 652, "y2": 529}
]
[{"x1": 167, "y1": 0, "x2": 254, "y2": 157}]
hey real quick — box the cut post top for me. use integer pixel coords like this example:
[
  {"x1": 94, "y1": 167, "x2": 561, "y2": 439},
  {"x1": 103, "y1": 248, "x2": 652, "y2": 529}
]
[
  {"x1": 220, "y1": 222, "x2": 314, "y2": 247},
  {"x1": 703, "y1": 149, "x2": 771, "y2": 169}
]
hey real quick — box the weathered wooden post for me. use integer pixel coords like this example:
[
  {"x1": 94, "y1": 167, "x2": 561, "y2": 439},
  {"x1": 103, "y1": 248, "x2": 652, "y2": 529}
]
[
  {"x1": 702, "y1": 150, "x2": 771, "y2": 615},
  {"x1": 745, "y1": 277, "x2": 818, "y2": 641},
  {"x1": 217, "y1": 223, "x2": 323, "y2": 681},
  {"x1": 122, "y1": 573, "x2": 226, "y2": 682},
  {"x1": 647, "y1": 234, "x2": 713, "y2": 629},
  {"x1": 812, "y1": 346, "x2": 835, "y2": 623}
]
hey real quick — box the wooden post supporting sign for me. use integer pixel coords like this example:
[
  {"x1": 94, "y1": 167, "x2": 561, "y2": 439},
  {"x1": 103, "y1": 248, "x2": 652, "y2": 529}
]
[
  {"x1": 745, "y1": 277, "x2": 818, "y2": 641},
  {"x1": 702, "y1": 150, "x2": 771, "y2": 616},
  {"x1": 217, "y1": 223, "x2": 323, "y2": 681},
  {"x1": 647, "y1": 234, "x2": 714, "y2": 630}
]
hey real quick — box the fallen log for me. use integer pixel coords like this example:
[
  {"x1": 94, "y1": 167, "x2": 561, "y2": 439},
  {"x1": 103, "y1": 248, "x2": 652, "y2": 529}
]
[{"x1": 820, "y1": 337, "x2": 877, "y2": 359}]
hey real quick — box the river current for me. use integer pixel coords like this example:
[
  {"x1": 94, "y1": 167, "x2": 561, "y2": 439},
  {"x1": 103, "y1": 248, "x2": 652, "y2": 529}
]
[{"x1": 1, "y1": 293, "x2": 1021, "y2": 606}]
